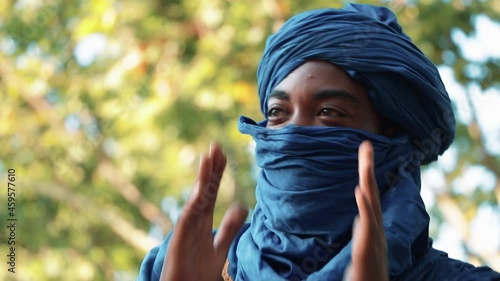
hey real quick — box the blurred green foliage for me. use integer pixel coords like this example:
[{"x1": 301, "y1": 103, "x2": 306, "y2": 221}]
[{"x1": 0, "y1": 0, "x2": 498, "y2": 280}]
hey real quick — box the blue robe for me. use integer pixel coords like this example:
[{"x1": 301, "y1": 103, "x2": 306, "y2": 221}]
[{"x1": 138, "y1": 224, "x2": 500, "y2": 280}]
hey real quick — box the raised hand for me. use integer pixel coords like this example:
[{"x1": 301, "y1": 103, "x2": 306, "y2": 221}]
[
  {"x1": 344, "y1": 141, "x2": 389, "y2": 281},
  {"x1": 161, "y1": 143, "x2": 248, "y2": 281}
]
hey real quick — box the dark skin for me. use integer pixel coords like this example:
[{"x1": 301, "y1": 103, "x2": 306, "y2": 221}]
[
  {"x1": 266, "y1": 60, "x2": 389, "y2": 134},
  {"x1": 161, "y1": 144, "x2": 248, "y2": 281},
  {"x1": 162, "y1": 61, "x2": 389, "y2": 281}
]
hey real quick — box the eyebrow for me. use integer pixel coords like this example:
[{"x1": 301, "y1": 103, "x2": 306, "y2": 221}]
[
  {"x1": 268, "y1": 89, "x2": 360, "y2": 103},
  {"x1": 268, "y1": 89, "x2": 290, "y2": 101}
]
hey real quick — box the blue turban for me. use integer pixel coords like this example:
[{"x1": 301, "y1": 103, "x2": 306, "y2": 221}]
[{"x1": 257, "y1": 3, "x2": 455, "y2": 164}]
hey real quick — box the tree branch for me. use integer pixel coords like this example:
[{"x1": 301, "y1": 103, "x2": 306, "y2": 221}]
[{"x1": 25, "y1": 180, "x2": 161, "y2": 253}]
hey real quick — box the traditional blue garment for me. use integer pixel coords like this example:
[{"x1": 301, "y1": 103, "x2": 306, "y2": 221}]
[
  {"x1": 219, "y1": 117, "x2": 499, "y2": 281},
  {"x1": 257, "y1": 3, "x2": 455, "y2": 165},
  {"x1": 230, "y1": 117, "x2": 429, "y2": 280},
  {"x1": 137, "y1": 3, "x2": 500, "y2": 281}
]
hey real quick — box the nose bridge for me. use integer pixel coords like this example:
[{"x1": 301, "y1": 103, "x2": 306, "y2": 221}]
[{"x1": 289, "y1": 109, "x2": 314, "y2": 127}]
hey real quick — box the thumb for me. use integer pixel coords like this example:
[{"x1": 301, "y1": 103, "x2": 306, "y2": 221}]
[
  {"x1": 343, "y1": 263, "x2": 354, "y2": 281},
  {"x1": 352, "y1": 215, "x2": 361, "y2": 241},
  {"x1": 213, "y1": 203, "x2": 248, "y2": 263}
]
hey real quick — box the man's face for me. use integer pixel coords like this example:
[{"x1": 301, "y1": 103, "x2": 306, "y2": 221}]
[{"x1": 266, "y1": 60, "x2": 385, "y2": 135}]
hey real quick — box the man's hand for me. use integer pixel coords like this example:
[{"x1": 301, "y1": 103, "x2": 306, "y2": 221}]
[
  {"x1": 161, "y1": 143, "x2": 248, "y2": 281},
  {"x1": 344, "y1": 141, "x2": 389, "y2": 281}
]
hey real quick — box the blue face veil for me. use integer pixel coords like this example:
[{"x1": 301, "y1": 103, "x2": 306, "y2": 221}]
[{"x1": 229, "y1": 3, "x2": 456, "y2": 281}]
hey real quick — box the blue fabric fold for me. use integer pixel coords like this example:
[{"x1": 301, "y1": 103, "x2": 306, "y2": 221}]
[
  {"x1": 257, "y1": 3, "x2": 455, "y2": 164},
  {"x1": 233, "y1": 116, "x2": 429, "y2": 280}
]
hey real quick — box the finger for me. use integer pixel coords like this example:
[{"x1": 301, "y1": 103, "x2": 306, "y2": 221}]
[
  {"x1": 167, "y1": 155, "x2": 213, "y2": 262},
  {"x1": 351, "y1": 214, "x2": 360, "y2": 237},
  {"x1": 214, "y1": 203, "x2": 248, "y2": 263},
  {"x1": 358, "y1": 141, "x2": 383, "y2": 228},
  {"x1": 358, "y1": 141, "x2": 377, "y2": 203},
  {"x1": 204, "y1": 143, "x2": 227, "y2": 217},
  {"x1": 343, "y1": 263, "x2": 354, "y2": 281},
  {"x1": 210, "y1": 142, "x2": 227, "y2": 175},
  {"x1": 351, "y1": 214, "x2": 362, "y2": 250},
  {"x1": 354, "y1": 186, "x2": 377, "y2": 232},
  {"x1": 182, "y1": 152, "x2": 213, "y2": 223}
]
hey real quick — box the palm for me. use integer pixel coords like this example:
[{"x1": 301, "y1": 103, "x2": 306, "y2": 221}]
[
  {"x1": 344, "y1": 141, "x2": 389, "y2": 281},
  {"x1": 161, "y1": 144, "x2": 248, "y2": 281}
]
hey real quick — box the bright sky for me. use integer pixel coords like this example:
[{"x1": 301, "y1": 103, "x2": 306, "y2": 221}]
[{"x1": 425, "y1": 14, "x2": 500, "y2": 267}]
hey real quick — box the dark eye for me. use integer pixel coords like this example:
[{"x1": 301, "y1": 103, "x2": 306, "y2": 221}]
[
  {"x1": 319, "y1": 107, "x2": 340, "y2": 117},
  {"x1": 267, "y1": 107, "x2": 286, "y2": 117}
]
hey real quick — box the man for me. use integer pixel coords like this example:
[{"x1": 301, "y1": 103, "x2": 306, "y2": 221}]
[{"x1": 138, "y1": 3, "x2": 500, "y2": 281}]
